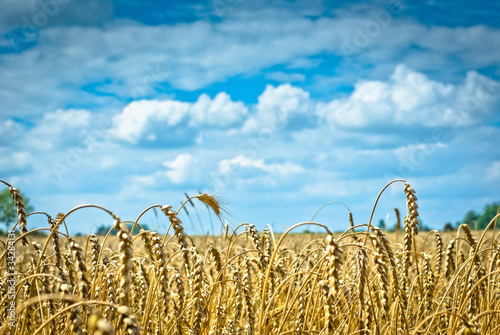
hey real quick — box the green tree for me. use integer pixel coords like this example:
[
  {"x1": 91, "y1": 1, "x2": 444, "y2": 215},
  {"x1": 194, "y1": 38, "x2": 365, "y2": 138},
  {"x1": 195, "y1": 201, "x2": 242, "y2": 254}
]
[
  {"x1": 95, "y1": 223, "x2": 149, "y2": 235},
  {"x1": 378, "y1": 219, "x2": 386, "y2": 230},
  {"x1": 443, "y1": 222, "x2": 454, "y2": 232},
  {"x1": 460, "y1": 202, "x2": 500, "y2": 230},
  {"x1": 0, "y1": 189, "x2": 34, "y2": 232},
  {"x1": 95, "y1": 224, "x2": 112, "y2": 236},
  {"x1": 477, "y1": 202, "x2": 500, "y2": 230},
  {"x1": 462, "y1": 210, "x2": 480, "y2": 226},
  {"x1": 418, "y1": 218, "x2": 431, "y2": 232}
]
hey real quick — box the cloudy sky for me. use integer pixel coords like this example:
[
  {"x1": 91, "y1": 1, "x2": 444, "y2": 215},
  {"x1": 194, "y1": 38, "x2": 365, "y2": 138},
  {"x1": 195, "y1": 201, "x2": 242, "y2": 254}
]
[{"x1": 1, "y1": 0, "x2": 499, "y2": 234}]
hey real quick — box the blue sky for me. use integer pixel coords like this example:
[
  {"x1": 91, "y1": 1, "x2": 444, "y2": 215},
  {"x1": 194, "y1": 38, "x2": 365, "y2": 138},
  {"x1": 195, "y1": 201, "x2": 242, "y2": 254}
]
[{"x1": 0, "y1": 0, "x2": 499, "y2": 234}]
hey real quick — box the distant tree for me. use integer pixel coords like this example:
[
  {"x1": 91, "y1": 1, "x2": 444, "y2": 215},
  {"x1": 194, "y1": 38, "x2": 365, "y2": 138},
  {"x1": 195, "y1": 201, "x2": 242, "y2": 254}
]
[
  {"x1": 477, "y1": 202, "x2": 500, "y2": 230},
  {"x1": 418, "y1": 218, "x2": 431, "y2": 232},
  {"x1": 462, "y1": 210, "x2": 480, "y2": 227},
  {"x1": 128, "y1": 223, "x2": 150, "y2": 235},
  {"x1": 95, "y1": 223, "x2": 150, "y2": 235},
  {"x1": 0, "y1": 189, "x2": 34, "y2": 232},
  {"x1": 30, "y1": 230, "x2": 48, "y2": 237},
  {"x1": 458, "y1": 202, "x2": 499, "y2": 230},
  {"x1": 95, "y1": 224, "x2": 112, "y2": 235},
  {"x1": 378, "y1": 219, "x2": 386, "y2": 230},
  {"x1": 443, "y1": 222, "x2": 454, "y2": 232}
]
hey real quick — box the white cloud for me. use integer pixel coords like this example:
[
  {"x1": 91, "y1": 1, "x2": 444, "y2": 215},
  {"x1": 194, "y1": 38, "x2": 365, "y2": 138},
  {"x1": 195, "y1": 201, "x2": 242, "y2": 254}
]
[
  {"x1": 164, "y1": 153, "x2": 197, "y2": 184},
  {"x1": 244, "y1": 84, "x2": 313, "y2": 133},
  {"x1": 415, "y1": 25, "x2": 500, "y2": 68},
  {"x1": 0, "y1": 0, "x2": 113, "y2": 40},
  {"x1": 317, "y1": 80, "x2": 392, "y2": 128},
  {"x1": 486, "y1": 161, "x2": 500, "y2": 182},
  {"x1": 390, "y1": 65, "x2": 453, "y2": 114},
  {"x1": 189, "y1": 92, "x2": 247, "y2": 128},
  {"x1": 265, "y1": 72, "x2": 306, "y2": 83},
  {"x1": 0, "y1": 118, "x2": 25, "y2": 145},
  {"x1": 29, "y1": 109, "x2": 92, "y2": 150},
  {"x1": 1, "y1": 3, "x2": 500, "y2": 235},
  {"x1": 1, "y1": 10, "x2": 500, "y2": 119},
  {"x1": 100, "y1": 156, "x2": 118, "y2": 169},
  {"x1": 219, "y1": 154, "x2": 304, "y2": 177},
  {"x1": 0, "y1": 150, "x2": 32, "y2": 174},
  {"x1": 317, "y1": 65, "x2": 499, "y2": 130},
  {"x1": 257, "y1": 84, "x2": 311, "y2": 119},
  {"x1": 108, "y1": 100, "x2": 190, "y2": 143},
  {"x1": 106, "y1": 67, "x2": 500, "y2": 148},
  {"x1": 108, "y1": 92, "x2": 247, "y2": 144},
  {"x1": 450, "y1": 71, "x2": 500, "y2": 125},
  {"x1": 130, "y1": 174, "x2": 156, "y2": 189}
]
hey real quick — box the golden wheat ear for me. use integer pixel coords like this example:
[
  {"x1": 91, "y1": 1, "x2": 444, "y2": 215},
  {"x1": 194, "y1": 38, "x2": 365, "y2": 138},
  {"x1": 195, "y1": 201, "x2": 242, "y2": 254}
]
[
  {"x1": 9, "y1": 186, "x2": 29, "y2": 246},
  {"x1": 195, "y1": 193, "x2": 232, "y2": 221}
]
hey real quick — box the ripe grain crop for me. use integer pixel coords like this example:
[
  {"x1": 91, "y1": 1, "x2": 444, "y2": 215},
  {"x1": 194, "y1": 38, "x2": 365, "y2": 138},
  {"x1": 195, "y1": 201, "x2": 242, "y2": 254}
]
[{"x1": 0, "y1": 179, "x2": 499, "y2": 334}]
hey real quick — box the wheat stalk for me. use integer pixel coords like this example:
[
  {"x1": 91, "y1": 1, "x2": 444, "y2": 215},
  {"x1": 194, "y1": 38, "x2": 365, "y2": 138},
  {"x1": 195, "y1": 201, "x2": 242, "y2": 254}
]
[{"x1": 8, "y1": 187, "x2": 29, "y2": 246}]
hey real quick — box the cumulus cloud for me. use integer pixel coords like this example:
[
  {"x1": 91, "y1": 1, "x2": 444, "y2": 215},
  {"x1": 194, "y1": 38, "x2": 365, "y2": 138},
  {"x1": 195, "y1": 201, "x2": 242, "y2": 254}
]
[
  {"x1": 164, "y1": 153, "x2": 197, "y2": 184},
  {"x1": 450, "y1": 71, "x2": 500, "y2": 125},
  {"x1": 108, "y1": 92, "x2": 247, "y2": 145},
  {"x1": 1, "y1": 2, "x2": 499, "y2": 234},
  {"x1": 189, "y1": 92, "x2": 248, "y2": 128},
  {"x1": 2, "y1": 8, "x2": 500, "y2": 119},
  {"x1": 107, "y1": 67, "x2": 500, "y2": 148},
  {"x1": 243, "y1": 84, "x2": 313, "y2": 133},
  {"x1": 415, "y1": 25, "x2": 500, "y2": 68},
  {"x1": 127, "y1": 153, "x2": 202, "y2": 192},
  {"x1": 28, "y1": 109, "x2": 92, "y2": 150},
  {"x1": 0, "y1": 118, "x2": 25, "y2": 145},
  {"x1": 317, "y1": 65, "x2": 499, "y2": 130},
  {"x1": 108, "y1": 100, "x2": 190, "y2": 144}
]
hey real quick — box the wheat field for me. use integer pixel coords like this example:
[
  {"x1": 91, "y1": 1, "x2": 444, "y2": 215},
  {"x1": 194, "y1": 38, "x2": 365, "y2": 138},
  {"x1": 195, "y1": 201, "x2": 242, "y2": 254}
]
[{"x1": 1, "y1": 179, "x2": 500, "y2": 335}]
